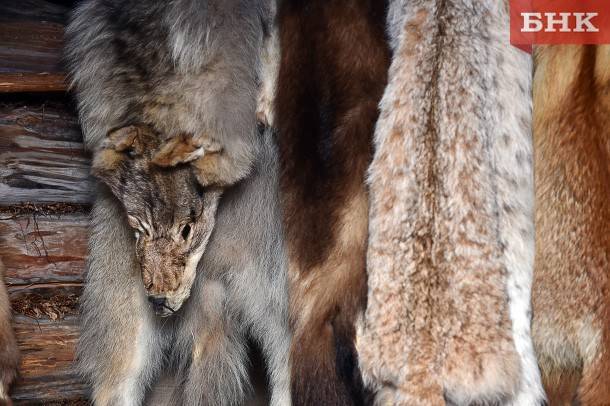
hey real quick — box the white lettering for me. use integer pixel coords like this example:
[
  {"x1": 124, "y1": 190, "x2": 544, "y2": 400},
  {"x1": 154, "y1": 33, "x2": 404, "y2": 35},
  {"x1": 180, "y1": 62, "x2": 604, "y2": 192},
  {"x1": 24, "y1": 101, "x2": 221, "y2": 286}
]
[
  {"x1": 544, "y1": 12, "x2": 572, "y2": 32},
  {"x1": 522, "y1": 12, "x2": 543, "y2": 32},
  {"x1": 574, "y1": 12, "x2": 599, "y2": 32}
]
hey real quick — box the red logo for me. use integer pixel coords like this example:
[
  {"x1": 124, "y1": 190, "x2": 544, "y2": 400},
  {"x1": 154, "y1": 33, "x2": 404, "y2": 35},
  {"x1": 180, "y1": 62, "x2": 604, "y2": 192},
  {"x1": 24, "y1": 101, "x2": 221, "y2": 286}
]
[{"x1": 510, "y1": 0, "x2": 610, "y2": 48}]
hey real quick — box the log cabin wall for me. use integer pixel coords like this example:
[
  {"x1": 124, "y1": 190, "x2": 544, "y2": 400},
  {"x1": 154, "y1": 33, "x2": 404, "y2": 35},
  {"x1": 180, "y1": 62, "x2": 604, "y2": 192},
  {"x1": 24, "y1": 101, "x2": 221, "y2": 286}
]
[
  {"x1": 1, "y1": 0, "x2": 90, "y2": 403},
  {"x1": 0, "y1": 2, "x2": 270, "y2": 404}
]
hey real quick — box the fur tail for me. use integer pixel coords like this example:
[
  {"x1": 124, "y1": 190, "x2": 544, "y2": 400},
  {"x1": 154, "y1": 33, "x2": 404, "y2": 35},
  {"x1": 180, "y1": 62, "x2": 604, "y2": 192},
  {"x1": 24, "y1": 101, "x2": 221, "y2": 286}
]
[{"x1": 291, "y1": 312, "x2": 369, "y2": 406}]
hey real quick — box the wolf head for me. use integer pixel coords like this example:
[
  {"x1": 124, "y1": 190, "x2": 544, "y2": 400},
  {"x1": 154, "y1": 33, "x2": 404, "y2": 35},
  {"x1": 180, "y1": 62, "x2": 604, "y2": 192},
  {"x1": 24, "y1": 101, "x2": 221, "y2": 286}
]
[{"x1": 92, "y1": 125, "x2": 221, "y2": 316}]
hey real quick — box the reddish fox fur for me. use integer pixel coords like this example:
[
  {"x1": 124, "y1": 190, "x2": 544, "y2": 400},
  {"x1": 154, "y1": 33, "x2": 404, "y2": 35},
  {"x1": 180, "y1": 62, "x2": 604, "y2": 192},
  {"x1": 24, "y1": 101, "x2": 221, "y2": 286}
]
[{"x1": 532, "y1": 45, "x2": 610, "y2": 405}]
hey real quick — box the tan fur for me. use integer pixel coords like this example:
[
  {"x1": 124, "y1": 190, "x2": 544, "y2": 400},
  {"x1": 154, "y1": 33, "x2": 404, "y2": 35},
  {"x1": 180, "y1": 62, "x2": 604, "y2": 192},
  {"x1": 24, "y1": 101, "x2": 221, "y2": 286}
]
[
  {"x1": 151, "y1": 133, "x2": 204, "y2": 167},
  {"x1": 92, "y1": 125, "x2": 151, "y2": 173},
  {"x1": 288, "y1": 188, "x2": 371, "y2": 404},
  {"x1": 532, "y1": 45, "x2": 610, "y2": 405},
  {"x1": 289, "y1": 189, "x2": 369, "y2": 334},
  {"x1": 0, "y1": 260, "x2": 19, "y2": 406},
  {"x1": 358, "y1": 1, "x2": 543, "y2": 404}
]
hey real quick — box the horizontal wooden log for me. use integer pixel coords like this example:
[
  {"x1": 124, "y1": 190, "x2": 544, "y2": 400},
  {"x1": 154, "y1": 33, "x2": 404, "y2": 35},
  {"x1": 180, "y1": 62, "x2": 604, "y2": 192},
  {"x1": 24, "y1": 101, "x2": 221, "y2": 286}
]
[
  {"x1": 7, "y1": 283, "x2": 86, "y2": 404},
  {"x1": 0, "y1": 1, "x2": 68, "y2": 93},
  {"x1": 0, "y1": 74, "x2": 67, "y2": 93},
  {"x1": 10, "y1": 315, "x2": 87, "y2": 404},
  {"x1": 0, "y1": 102, "x2": 93, "y2": 205},
  {"x1": 1, "y1": 0, "x2": 68, "y2": 25},
  {"x1": 0, "y1": 212, "x2": 88, "y2": 286}
]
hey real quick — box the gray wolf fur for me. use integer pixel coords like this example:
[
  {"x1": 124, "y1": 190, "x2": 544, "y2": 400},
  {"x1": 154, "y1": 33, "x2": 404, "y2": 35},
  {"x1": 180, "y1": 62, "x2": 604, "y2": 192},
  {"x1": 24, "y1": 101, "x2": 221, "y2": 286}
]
[
  {"x1": 66, "y1": 0, "x2": 272, "y2": 187},
  {"x1": 78, "y1": 127, "x2": 290, "y2": 405},
  {"x1": 66, "y1": 0, "x2": 288, "y2": 404},
  {"x1": 90, "y1": 124, "x2": 222, "y2": 315}
]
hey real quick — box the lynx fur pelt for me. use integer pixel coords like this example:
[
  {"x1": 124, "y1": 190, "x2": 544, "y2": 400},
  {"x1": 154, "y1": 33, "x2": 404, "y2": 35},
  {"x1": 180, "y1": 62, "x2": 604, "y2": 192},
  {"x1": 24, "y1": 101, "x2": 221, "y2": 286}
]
[
  {"x1": 356, "y1": 1, "x2": 545, "y2": 404},
  {"x1": 532, "y1": 45, "x2": 610, "y2": 405}
]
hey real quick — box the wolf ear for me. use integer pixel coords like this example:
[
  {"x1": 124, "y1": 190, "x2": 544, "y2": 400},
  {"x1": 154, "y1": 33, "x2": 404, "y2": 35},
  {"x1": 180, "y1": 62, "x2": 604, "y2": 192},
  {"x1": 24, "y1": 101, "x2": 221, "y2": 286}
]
[
  {"x1": 91, "y1": 125, "x2": 149, "y2": 195},
  {"x1": 92, "y1": 124, "x2": 154, "y2": 170},
  {"x1": 152, "y1": 133, "x2": 206, "y2": 167},
  {"x1": 91, "y1": 150, "x2": 124, "y2": 197}
]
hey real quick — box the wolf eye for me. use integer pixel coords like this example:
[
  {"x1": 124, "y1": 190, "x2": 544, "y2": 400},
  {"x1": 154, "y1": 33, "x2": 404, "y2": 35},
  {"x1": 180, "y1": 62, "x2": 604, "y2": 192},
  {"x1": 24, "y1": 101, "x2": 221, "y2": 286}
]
[{"x1": 181, "y1": 224, "x2": 191, "y2": 240}]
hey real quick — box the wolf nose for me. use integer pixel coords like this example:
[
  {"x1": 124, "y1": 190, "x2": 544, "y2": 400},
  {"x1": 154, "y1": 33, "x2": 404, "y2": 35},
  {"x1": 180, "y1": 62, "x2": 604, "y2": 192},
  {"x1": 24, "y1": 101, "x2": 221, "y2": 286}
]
[{"x1": 148, "y1": 295, "x2": 166, "y2": 308}]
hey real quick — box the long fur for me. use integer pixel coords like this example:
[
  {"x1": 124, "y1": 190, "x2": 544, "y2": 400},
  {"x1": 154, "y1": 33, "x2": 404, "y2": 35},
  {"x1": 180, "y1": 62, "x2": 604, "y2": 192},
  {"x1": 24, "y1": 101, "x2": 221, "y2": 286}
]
[
  {"x1": 67, "y1": 1, "x2": 290, "y2": 404},
  {"x1": 65, "y1": 0, "x2": 272, "y2": 186},
  {"x1": 78, "y1": 128, "x2": 291, "y2": 405},
  {"x1": 357, "y1": 1, "x2": 545, "y2": 404},
  {"x1": 275, "y1": 1, "x2": 390, "y2": 404},
  {"x1": 532, "y1": 45, "x2": 610, "y2": 405},
  {"x1": 0, "y1": 260, "x2": 19, "y2": 405}
]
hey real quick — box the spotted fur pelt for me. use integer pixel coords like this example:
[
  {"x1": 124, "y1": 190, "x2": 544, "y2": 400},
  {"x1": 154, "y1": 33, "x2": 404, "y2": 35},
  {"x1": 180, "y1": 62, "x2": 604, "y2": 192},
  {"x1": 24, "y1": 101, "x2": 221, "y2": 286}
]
[
  {"x1": 356, "y1": 1, "x2": 545, "y2": 404},
  {"x1": 532, "y1": 45, "x2": 610, "y2": 405}
]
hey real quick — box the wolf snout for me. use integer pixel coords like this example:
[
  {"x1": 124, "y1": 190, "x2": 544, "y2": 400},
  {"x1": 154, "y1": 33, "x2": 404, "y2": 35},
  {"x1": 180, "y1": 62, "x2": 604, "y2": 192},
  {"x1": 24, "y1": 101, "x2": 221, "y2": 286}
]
[
  {"x1": 148, "y1": 294, "x2": 166, "y2": 307},
  {"x1": 148, "y1": 295, "x2": 172, "y2": 316}
]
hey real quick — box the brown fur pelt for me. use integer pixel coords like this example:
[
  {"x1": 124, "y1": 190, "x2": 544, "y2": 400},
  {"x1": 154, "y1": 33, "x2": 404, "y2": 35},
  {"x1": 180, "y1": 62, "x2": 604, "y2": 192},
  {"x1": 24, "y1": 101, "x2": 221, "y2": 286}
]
[
  {"x1": 356, "y1": 1, "x2": 545, "y2": 404},
  {"x1": 0, "y1": 260, "x2": 19, "y2": 406},
  {"x1": 532, "y1": 45, "x2": 610, "y2": 405},
  {"x1": 275, "y1": 0, "x2": 390, "y2": 404}
]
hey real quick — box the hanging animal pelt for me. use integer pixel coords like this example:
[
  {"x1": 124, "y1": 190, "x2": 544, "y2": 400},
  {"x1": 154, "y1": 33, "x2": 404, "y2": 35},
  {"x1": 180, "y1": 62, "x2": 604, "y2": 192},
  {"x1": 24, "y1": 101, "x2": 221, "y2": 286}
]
[
  {"x1": 0, "y1": 259, "x2": 19, "y2": 405},
  {"x1": 275, "y1": 0, "x2": 390, "y2": 404},
  {"x1": 66, "y1": 0, "x2": 273, "y2": 187},
  {"x1": 65, "y1": 1, "x2": 292, "y2": 404},
  {"x1": 357, "y1": 1, "x2": 545, "y2": 404},
  {"x1": 531, "y1": 45, "x2": 610, "y2": 405}
]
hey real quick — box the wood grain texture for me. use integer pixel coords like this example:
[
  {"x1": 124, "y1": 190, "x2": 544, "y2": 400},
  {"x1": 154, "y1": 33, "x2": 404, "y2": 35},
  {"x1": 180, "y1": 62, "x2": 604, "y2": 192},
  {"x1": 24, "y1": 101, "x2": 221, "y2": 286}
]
[
  {"x1": 0, "y1": 0, "x2": 68, "y2": 93},
  {"x1": 0, "y1": 212, "x2": 88, "y2": 287},
  {"x1": 10, "y1": 315, "x2": 87, "y2": 404},
  {"x1": 0, "y1": 74, "x2": 67, "y2": 93},
  {"x1": 0, "y1": 103, "x2": 93, "y2": 205},
  {"x1": 1, "y1": 210, "x2": 88, "y2": 402}
]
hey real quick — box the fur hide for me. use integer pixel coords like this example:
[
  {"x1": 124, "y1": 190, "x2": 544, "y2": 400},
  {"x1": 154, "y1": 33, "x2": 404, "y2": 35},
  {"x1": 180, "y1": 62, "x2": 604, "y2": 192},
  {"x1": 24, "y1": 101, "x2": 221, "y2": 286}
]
[
  {"x1": 275, "y1": 1, "x2": 390, "y2": 404},
  {"x1": 0, "y1": 259, "x2": 18, "y2": 405},
  {"x1": 66, "y1": 1, "x2": 291, "y2": 404},
  {"x1": 356, "y1": 1, "x2": 545, "y2": 404},
  {"x1": 66, "y1": 0, "x2": 273, "y2": 187},
  {"x1": 77, "y1": 128, "x2": 291, "y2": 405},
  {"x1": 532, "y1": 45, "x2": 610, "y2": 405}
]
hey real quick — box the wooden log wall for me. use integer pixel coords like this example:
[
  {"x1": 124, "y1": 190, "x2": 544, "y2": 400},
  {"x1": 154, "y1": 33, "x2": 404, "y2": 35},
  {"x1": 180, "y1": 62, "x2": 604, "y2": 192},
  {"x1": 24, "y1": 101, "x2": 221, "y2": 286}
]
[
  {"x1": 0, "y1": 1, "x2": 89, "y2": 403},
  {"x1": 0, "y1": 0, "x2": 67, "y2": 93}
]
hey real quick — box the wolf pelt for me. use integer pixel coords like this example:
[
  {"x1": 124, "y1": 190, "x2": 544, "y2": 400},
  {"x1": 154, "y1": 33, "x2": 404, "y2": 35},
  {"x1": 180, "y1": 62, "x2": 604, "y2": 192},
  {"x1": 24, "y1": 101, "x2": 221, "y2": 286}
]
[
  {"x1": 532, "y1": 45, "x2": 610, "y2": 406},
  {"x1": 78, "y1": 128, "x2": 291, "y2": 405},
  {"x1": 356, "y1": 1, "x2": 545, "y2": 404},
  {"x1": 0, "y1": 260, "x2": 19, "y2": 406},
  {"x1": 66, "y1": 0, "x2": 272, "y2": 186},
  {"x1": 275, "y1": 1, "x2": 390, "y2": 405}
]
